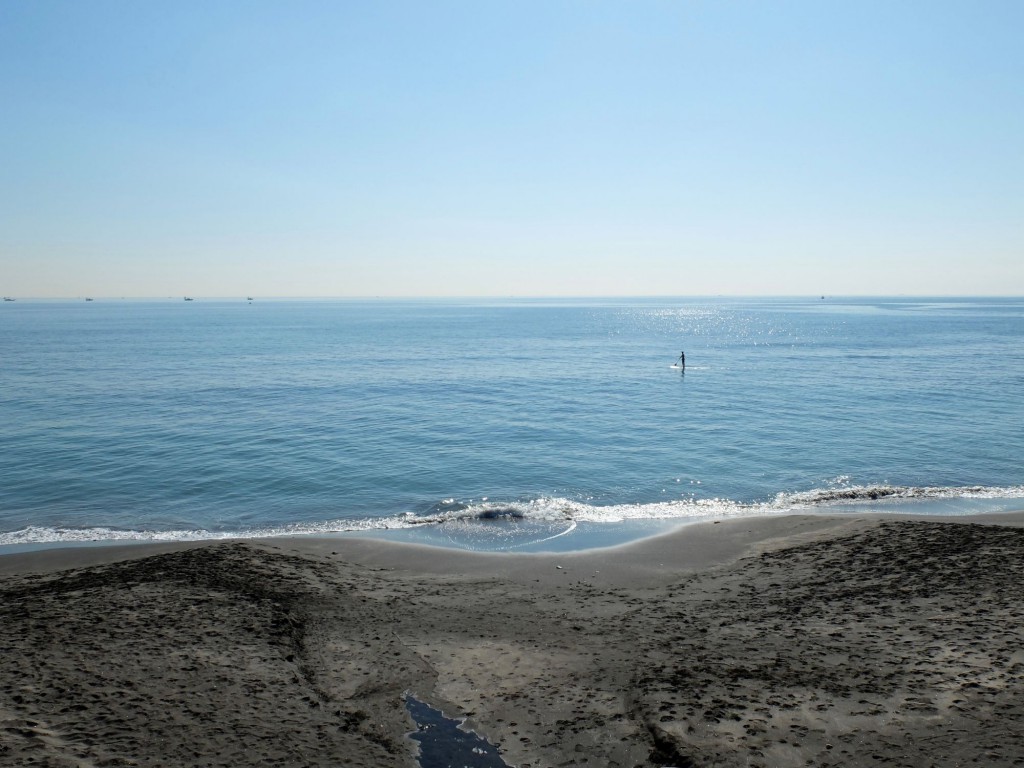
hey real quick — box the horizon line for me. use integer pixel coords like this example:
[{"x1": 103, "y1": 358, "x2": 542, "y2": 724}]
[{"x1": 3, "y1": 293, "x2": 1024, "y2": 302}]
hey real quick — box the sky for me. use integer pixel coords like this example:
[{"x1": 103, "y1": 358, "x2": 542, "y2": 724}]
[{"x1": 1, "y1": 1, "x2": 1022, "y2": 297}]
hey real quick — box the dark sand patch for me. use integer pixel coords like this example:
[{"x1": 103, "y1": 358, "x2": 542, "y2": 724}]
[{"x1": 628, "y1": 520, "x2": 1024, "y2": 767}]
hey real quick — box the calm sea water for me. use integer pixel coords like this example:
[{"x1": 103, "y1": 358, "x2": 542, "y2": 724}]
[{"x1": 1, "y1": 297, "x2": 1022, "y2": 552}]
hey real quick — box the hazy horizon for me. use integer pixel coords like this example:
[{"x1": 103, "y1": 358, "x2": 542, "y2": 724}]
[{"x1": 3, "y1": 2, "x2": 1022, "y2": 297}]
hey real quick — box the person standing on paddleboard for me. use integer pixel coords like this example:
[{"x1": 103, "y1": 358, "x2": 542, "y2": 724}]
[{"x1": 679, "y1": 351, "x2": 685, "y2": 369}]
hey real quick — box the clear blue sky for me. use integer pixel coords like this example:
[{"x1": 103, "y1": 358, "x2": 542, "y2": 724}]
[{"x1": 2, "y1": 1, "x2": 1021, "y2": 297}]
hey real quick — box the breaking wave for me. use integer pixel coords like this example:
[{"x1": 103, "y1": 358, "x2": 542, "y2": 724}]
[
  {"x1": 2, "y1": 484, "x2": 1023, "y2": 549},
  {"x1": 774, "y1": 484, "x2": 1024, "y2": 505}
]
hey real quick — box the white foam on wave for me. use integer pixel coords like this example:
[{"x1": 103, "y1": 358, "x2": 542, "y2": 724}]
[
  {"x1": 404, "y1": 484, "x2": 1024, "y2": 527},
  {"x1": 3, "y1": 484, "x2": 1022, "y2": 548},
  {"x1": 775, "y1": 483, "x2": 1024, "y2": 507},
  {"x1": 412, "y1": 496, "x2": 756, "y2": 525},
  {"x1": 0, "y1": 524, "x2": 284, "y2": 547}
]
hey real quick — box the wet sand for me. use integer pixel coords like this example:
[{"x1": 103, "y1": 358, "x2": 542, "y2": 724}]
[{"x1": 2, "y1": 512, "x2": 1023, "y2": 767}]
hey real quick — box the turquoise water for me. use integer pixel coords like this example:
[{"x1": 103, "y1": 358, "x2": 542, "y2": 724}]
[{"x1": 1, "y1": 297, "x2": 1022, "y2": 552}]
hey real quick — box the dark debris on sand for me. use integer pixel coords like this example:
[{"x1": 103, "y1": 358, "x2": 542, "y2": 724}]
[
  {"x1": 629, "y1": 522, "x2": 1024, "y2": 767},
  {"x1": 0, "y1": 544, "x2": 432, "y2": 767}
]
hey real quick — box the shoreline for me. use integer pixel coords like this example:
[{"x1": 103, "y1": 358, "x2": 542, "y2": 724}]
[
  {"x1": 4, "y1": 487, "x2": 1022, "y2": 557},
  {"x1": 3, "y1": 508, "x2": 1023, "y2": 580},
  {"x1": 2, "y1": 512, "x2": 1023, "y2": 766}
]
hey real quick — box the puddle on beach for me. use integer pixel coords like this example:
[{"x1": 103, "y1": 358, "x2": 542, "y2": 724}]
[{"x1": 405, "y1": 694, "x2": 511, "y2": 768}]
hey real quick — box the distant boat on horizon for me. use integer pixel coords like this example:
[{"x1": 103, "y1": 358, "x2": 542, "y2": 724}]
[
  {"x1": 2, "y1": 297, "x2": 14, "y2": 302},
  {"x1": 85, "y1": 297, "x2": 93, "y2": 302},
  {"x1": 184, "y1": 297, "x2": 194, "y2": 301}
]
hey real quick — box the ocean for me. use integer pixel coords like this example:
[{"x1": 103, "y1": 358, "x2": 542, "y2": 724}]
[{"x1": 2, "y1": 296, "x2": 1022, "y2": 553}]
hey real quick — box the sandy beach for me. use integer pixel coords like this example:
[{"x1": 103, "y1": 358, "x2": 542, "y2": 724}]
[{"x1": 2, "y1": 513, "x2": 1024, "y2": 767}]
